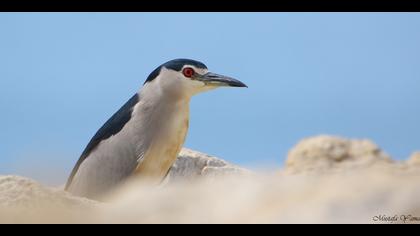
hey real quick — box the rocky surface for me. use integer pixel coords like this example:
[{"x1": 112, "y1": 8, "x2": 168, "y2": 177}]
[
  {"x1": 1, "y1": 136, "x2": 420, "y2": 223},
  {"x1": 407, "y1": 152, "x2": 420, "y2": 166},
  {"x1": 0, "y1": 175, "x2": 98, "y2": 223},
  {"x1": 166, "y1": 148, "x2": 251, "y2": 181},
  {"x1": 285, "y1": 135, "x2": 395, "y2": 174}
]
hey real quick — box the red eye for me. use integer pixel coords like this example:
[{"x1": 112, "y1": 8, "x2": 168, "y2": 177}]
[{"x1": 182, "y1": 67, "x2": 195, "y2": 78}]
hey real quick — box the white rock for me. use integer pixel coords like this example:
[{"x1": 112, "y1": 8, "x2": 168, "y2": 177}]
[
  {"x1": 407, "y1": 152, "x2": 420, "y2": 166},
  {"x1": 285, "y1": 135, "x2": 394, "y2": 174},
  {"x1": 166, "y1": 148, "x2": 251, "y2": 181}
]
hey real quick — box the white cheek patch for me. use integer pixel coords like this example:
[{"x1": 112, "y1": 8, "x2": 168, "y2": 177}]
[
  {"x1": 190, "y1": 79, "x2": 206, "y2": 87},
  {"x1": 156, "y1": 66, "x2": 211, "y2": 96},
  {"x1": 184, "y1": 68, "x2": 211, "y2": 94},
  {"x1": 183, "y1": 77, "x2": 206, "y2": 91}
]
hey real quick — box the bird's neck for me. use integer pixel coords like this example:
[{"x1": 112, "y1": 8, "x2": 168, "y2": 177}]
[
  {"x1": 137, "y1": 83, "x2": 192, "y2": 144},
  {"x1": 139, "y1": 79, "x2": 194, "y2": 104},
  {"x1": 132, "y1": 86, "x2": 191, "y2": 181}
]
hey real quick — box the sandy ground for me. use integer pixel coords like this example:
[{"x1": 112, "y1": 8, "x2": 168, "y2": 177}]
[{"x1": 1, "y1": 136, "x2": 420, "y2": 224}]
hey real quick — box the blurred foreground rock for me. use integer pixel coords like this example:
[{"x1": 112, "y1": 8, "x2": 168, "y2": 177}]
[
  {"x1": 103, "y1": 169, "x2": 420, "y2": 224},
  {"x1": 0, "y1": 175, "x2": 96, "y2": 208},
  {"x1": 1, "y1": 136, "x2": 420, "y2": 223},
  {"x1": 0, "y1": 175, "x2": 98, "y2": 223}
]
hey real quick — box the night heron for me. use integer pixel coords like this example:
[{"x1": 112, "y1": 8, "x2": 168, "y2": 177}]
[{"x1": 65, "y1": 59, "x2": 247, "y2": 200}]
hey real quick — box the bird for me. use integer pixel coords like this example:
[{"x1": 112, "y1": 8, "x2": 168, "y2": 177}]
[{"x1": 65, "y1": 58, "x2": 247, "y2": 200}]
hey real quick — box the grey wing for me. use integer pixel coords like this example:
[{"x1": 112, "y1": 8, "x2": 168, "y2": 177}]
[{"x1": 65, "y1": 94, "x2": 140, "y2": 190}]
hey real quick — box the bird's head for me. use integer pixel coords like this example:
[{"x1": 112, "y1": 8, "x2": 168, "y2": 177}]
[{"x1": 142, "y1": 59, "x2": 247, "y2": 99}]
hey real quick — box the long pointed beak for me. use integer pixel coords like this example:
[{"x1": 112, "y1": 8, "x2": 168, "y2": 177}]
[{"x1": 198, "y1": 72, "x2": 248, "y2": 88}]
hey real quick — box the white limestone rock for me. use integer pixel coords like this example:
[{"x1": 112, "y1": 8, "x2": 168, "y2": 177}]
[
  {"x1": 285, "y1": 135, "x2": 394, "y2": 174},
  {"x1": 407, "y1": 152, "x2": 420, "y2": 166},
  {"x1": 167, "y1": 148, "x2": 251, "y2": 181}
]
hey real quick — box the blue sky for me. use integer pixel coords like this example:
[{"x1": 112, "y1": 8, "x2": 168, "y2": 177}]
[{"x1": 1, "y1": 13, "x2": 420, "y2": 184}]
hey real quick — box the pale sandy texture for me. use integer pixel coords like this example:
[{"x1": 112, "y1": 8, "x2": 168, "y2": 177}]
[
  {"x1": 102, "y1": 170, "x2": 420, "y2": 224},
  {"x1": 1, "y1": 136, "x2": 420, "y2": 224},
  {"x1": 0, "y1": 175, "x2": 98, "y2": 223}
]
